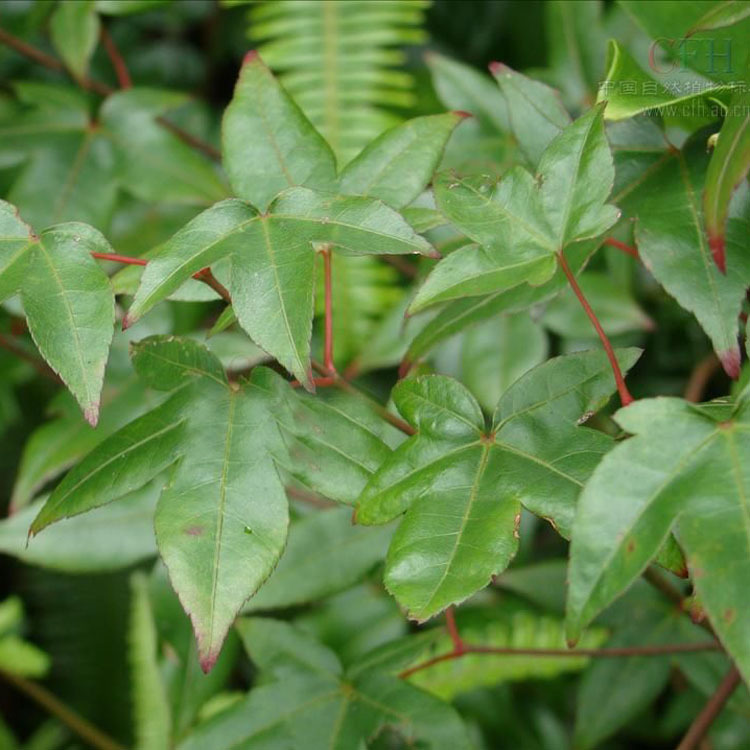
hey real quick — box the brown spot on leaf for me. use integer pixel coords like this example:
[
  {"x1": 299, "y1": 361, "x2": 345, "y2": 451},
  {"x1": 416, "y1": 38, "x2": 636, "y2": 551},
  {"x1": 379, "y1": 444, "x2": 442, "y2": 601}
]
[
  {"x1": 185, "y1": 526, "x2": 204, "y2": 536},
  {"x1": 626, "y1": 538, "x2": 636, "y2": 555},
  {"x1": 723, "y1": 608, "x2": 736, "y2": 626}
]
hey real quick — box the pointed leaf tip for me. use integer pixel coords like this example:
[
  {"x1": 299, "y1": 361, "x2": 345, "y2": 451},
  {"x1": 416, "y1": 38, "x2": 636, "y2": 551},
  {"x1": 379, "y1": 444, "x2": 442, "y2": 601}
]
[
  {"x1": 121, "y1": 314, "x2": 133, "y2": 331},
  {"x1": 488, "y1": 61, "x2": 506, "y2": 75},
  {"x1": 243, "y1": 50, "x2": 259, "y2": 65},
  {"x1": 199, "y1": 651, "x2": 218, "y2": 674},
  {"x1": 452, "y1": 110, "x2": 473, "y2": 119},
  {"x1": 719, "y1": 347, "x2": 741, "y2": 379},
  {"x1": 84, "y1": 405, "x2": 99, "y2": 427},
  {"x1": 708, "y1": 233, "x2": 727, "y2": 274}
]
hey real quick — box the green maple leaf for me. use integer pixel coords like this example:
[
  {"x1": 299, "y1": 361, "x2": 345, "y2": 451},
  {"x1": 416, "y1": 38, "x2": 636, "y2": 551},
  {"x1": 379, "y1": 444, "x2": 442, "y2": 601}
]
[
  {"x1": 124, "y1": 54, "x2": 463, "y2": 388},
  {"x1": 356, "y1": 348, "x2": 640, "y2": 621}
]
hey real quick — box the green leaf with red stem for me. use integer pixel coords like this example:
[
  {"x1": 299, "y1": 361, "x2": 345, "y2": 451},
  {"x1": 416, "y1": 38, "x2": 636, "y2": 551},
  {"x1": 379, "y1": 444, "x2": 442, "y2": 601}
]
[
  {"x1": 409, "y1": 104, "x2": 619, "y2": 314},
  {"x1": 126, "y1": 189, "x2": 434, "y2": 388},
  {"x1": 686, "y1": 1, "x2": 750, "y2": 36},
  {"x1": 404, "y1": 234, "x2": 599, "y2": 362}
]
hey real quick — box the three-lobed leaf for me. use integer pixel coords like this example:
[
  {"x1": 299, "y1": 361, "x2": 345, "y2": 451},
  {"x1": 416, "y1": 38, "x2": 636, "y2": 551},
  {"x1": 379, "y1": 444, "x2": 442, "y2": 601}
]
[
  {"x1": 126, "y1": 189, "x2": 435, "y2": 387},
  {"x1": 411, "y1": 105, "x2": 619, "y2": 313},
  {"x1": 356, "y1": 349, "x2": 640, "y2": 621}
]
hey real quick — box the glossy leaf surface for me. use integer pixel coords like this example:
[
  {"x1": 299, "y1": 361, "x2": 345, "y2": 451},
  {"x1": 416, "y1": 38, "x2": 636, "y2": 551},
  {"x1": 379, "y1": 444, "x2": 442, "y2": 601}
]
[
  {"x1": 155, "y1": 371, "x2": 289, "y2": 671},
  {"x1": 567, "y1": 391, "x2": 750, "y2": 684},
  {"x1": 357, "y1": 350, "x2": 639, "y2": 620},
  {"x1": 411, "y1": 105, "x2": 618, "y2": 313},
  {"x1": 22, "y1": 224, "x2": 115, "y2": 425}
]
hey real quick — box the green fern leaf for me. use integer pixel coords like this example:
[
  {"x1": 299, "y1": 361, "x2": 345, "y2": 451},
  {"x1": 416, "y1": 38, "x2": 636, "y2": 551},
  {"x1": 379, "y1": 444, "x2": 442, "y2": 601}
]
[{"x1": 246, "y1": 0, "x2": 429, "y2": 163}]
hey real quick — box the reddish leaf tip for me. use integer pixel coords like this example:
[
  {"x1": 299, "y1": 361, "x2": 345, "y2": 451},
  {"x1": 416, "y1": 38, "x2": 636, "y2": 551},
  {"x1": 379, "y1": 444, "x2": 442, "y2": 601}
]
[
  {"x1": 121, "y1": 314, "x2": 133, "y2": 331},
  {"x1": 398, "y1": 358, "x2": 412, "y2": 379},
  {"x1": 708, "y1": 232, "x2": 726, "y2": 274},
  {"x1": 452, "y1": 110, "x2": 473, "y2": 119},
  {"x1": 719, "y1": 348, "x2": 741, "y2": 380},
  {"x1": 243, "y1": 50, "x2": 259, "y2": 65},
  {"x1": 426, "y1": 248, "x2": 442, "y2": 260},
  {"x1": 488, "y1": 61, "x2": 506, "y2": 75},
  {"x1": 199, "y1": 652, "x2": 218, "y2": 674},
  {"x1": 84, "y1": 405, "x2": 99, "y2": 427}
]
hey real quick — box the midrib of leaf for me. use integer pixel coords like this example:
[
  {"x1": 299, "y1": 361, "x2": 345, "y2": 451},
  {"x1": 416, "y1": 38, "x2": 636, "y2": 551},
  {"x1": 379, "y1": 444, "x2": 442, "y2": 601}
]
[
  {"x1": 504, "y1": 76, "x2": 567, "y2": 130},
  {"x1": 552, "y1": 113, "x2": 595, "y2": 249},
  {"x1": 0, "y1": 241, "x2": 31, "y2": 274},
  {"x1": 307, "y1": 397, "x2": 388, "y2": 444},
  {"x1": 494, "y1": 362, "x2": 615, "y2": 430},
  {"x1": 576, "y1": 430, "x2": 719, "y2": 617},
  {"x1": 328, "y1": 681, "x2": 416, "y2": 749},
  {"x1": 280, "y1": 422, "x2": 373, "y2": 473},
  {"x1": 354, "y1": 122, "x2": 419, "y2": 196},
  {"x1": 34, "y1": 240, "x2": 90, "y2": 407},
  {"x1": 252, "y1": 70, "x2": 295, "y2": 186},
  {"x1": 409, "y1": 291, "x2": 506, "y2": 356},
  {"x1": 327, "y1": 685, "x2": 351, "y2": 750},
  {"x1": 707, "y1": 109, "x2": 750, "y2": 222},
  {"x1": 462, "y1": 179, "x2": 555, "y2": 252},
  {"x1": 222, "y1": 688, "x2": 341, "y2": 750},
  {"x1": 365, "y1": 442, "x2": 480, "y2": 509},
  {"x1": 432, "y1": 252, "x2": 554, "y2": 293},
  {"x1": 496, "y1": 440, "x2": 584, "y2": 487},
  {"x1": 420, "y1": 442, "x2": 492, "y2": 613},
  {"x1": 675, "y1": 151, "x2": 729, "y2": 345},
  {"x1": 38, "y1": 415, "x2": 184, "y2": 521},
  {"x1": 53, "y1": 129, "x2": 93, "y2": 222},
  {"x1": 259, "y1": 216, "x2": 306, "y2": 378},
  {"x1": 137, "y1": 212, "x2": 258, "y2": 313},
  {"x1": 277, "y1": 213, "x2": 425, "y2": 250},
  {"x1": 137, "y1": 347, "x2": 226, "y2": 387},
  {"x1": 207, "y1": 389, "x2": 238, "y2": 653},
  {"x1": 399, "y1": 390, "x2": 483, "y2": 434}
]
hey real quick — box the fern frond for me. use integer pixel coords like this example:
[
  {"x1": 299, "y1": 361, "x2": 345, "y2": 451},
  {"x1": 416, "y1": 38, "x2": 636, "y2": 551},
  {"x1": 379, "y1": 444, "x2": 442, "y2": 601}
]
[{"x1": 246, "y1": 0, "x2": 429, "y2": 163}]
